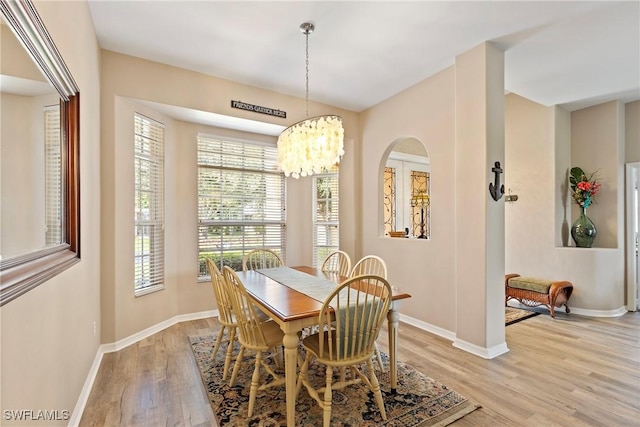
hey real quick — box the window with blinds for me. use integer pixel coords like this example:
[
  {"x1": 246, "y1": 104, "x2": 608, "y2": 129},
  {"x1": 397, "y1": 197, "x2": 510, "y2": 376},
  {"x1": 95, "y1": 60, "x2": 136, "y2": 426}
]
[
  {"x1": 312, "y1": 168, "x2": 339, "y2": 268},
  {"x1": 134, "y1": 113, "x2": 165, "y2": 295},
  {"x1": 197, "y1": 134, "x2": 286, "y2": 276},
  {"x1": 45, "y1": 104, "x2": 63, "y2": 246}
]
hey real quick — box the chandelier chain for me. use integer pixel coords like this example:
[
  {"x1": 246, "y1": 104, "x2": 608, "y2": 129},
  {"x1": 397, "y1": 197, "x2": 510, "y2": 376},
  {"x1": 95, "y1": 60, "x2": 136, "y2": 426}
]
[{"x1": 305, "y1": 29, "x2": 309, "y2": 118}]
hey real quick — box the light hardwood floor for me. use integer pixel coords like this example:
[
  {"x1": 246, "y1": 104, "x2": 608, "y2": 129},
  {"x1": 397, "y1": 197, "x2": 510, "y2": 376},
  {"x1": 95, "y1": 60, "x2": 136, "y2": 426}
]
[{"x1": 80, "y1": 310, "x2": 640, "y2": 426}]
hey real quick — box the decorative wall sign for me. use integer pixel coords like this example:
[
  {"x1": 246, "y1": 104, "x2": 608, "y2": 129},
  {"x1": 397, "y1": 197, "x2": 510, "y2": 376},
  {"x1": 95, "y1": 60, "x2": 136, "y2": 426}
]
[{"x1": 231, "y1": 100, "x2": 286, "y2": 119}]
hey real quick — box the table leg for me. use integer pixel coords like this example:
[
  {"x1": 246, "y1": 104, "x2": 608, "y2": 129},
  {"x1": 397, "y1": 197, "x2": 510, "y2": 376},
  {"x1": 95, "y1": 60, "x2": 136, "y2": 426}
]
[
  {"x1": 387, "y1": 306, "x2": 399, "y2": 393},
  {"x1": 283, "y1": 330, "x2": 299, "y2": 427}
]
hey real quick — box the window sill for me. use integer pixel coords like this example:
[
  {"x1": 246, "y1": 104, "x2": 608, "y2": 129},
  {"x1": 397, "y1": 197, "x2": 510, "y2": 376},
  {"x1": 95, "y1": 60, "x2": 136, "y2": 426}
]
[{"x1": 135, "y1": 284, "x2": 164, "y2": 297}]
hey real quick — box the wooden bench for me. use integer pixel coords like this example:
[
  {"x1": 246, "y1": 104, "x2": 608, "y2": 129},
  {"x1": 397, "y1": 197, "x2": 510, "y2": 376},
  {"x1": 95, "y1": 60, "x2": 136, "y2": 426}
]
[{"x1": 505, "y1": 274, "x2": 573, "y2": 318}]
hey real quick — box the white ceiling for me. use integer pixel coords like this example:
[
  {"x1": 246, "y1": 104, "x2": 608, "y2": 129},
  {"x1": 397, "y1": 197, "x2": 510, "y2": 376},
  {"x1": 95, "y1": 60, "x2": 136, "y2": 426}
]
[{"x1": 88, "y1": 1, "x2": 639, "y2": 119}]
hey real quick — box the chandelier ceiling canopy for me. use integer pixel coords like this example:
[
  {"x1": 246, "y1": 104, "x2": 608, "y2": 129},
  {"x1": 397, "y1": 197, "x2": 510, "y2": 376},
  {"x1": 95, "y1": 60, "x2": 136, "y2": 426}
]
[{"x1": 277, "y1": 22, "x2": 344, "y2": 179}]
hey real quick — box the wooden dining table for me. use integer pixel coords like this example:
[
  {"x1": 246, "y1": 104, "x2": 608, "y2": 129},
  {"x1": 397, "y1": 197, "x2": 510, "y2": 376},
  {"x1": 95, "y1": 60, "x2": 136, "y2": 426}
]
[{"x1": 235, "y1": 265, "x2": 412, "y2": 427}]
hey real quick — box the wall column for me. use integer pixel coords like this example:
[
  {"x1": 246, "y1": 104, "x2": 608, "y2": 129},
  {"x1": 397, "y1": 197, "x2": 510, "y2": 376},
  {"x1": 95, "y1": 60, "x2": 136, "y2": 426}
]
[{"x1": 453, "y1": 42, "x2": 508, "y2": 358}]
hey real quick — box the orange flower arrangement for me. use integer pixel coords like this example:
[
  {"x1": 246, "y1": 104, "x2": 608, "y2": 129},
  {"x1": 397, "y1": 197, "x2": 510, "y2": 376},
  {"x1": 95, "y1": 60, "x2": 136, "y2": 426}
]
[{"x1": 569, "y1": 167, "x2": 601, "y2": 208}]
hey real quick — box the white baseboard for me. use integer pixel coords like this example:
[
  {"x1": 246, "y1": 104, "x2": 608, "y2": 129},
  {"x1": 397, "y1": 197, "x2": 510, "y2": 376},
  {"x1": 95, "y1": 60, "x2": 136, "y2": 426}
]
[
  {"x1": 67, "y1": 347, "x2": 105, "y2": 427},
  {"x1": 507, "y1": 300, "x2": 628, "y2": 318},
  {"x1": 569, "y1": 305, "x2": 628, "y2": 317},
  {"x1": 452, "y1": 338, "x2": 509, "y2": 359},
  {"x1": 68, "y1": 310, "x2": 217, "y2": 426},
  {"x1": 400, "y1": 313, "x2": 509, "y2": 359},
  {"x1": 399, "y1": 313, "x2": 456, "y2": 341}
]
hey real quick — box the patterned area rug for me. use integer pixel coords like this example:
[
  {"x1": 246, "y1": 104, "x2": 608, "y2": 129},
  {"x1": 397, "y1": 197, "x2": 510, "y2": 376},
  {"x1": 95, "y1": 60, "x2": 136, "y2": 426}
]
[
  {"x1": 189, "y1": 335, "x2": 480, "y2": 426},
  {"x1": 505, "y1": 306, "x2": 540, "y2": 326}
]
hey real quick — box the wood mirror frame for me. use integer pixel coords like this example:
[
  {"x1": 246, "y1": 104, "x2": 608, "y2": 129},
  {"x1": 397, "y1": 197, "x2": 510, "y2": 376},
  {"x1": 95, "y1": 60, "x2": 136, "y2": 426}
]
[{"x1": 0, "y1": 0, "x2": 80, "y2": 306}]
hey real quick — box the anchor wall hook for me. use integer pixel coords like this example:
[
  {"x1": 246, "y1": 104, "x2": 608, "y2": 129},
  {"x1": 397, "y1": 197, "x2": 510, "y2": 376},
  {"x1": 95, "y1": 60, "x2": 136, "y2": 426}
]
[{"x1": 489, "y1": 161, "x2": 505, "y2": 201}]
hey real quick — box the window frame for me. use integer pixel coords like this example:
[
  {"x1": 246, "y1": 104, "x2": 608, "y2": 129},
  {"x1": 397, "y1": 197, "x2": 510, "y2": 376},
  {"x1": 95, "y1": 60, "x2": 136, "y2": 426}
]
[
  {"x1": 133, "y1": 113, "x2": 165, "y2": 296},
  {"x1": 197, "y1": 134, "x2": 286, "y2": 278},
  {"x1": 312, "y1": 168, "x2": 339, "y2": 268}
]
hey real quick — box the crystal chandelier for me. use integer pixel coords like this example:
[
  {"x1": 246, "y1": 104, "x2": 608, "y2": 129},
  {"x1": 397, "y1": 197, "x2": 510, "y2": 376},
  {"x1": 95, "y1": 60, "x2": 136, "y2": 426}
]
[{"x1": 277, "y1": 22, "x2": 344, "y2": 178}]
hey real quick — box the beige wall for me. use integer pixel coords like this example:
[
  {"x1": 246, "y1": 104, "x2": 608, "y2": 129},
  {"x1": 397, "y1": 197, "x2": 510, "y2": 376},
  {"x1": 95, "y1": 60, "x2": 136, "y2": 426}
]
[
  {"x1": 571, "y1": 101, "x2": 624, "y2": 249},
  {"x1": 0, "y1": 23, "x2": 47, "y2": 81},
  {"x1": 100, "y1": 51, "x2": 360, "y2": 342},
  {"x1": 359, "y1": 66, "x2": 457, "y2": 332},
  {"x1": 505, "y1": 94, "x2": 625, "y2": 312},
  {"x1": 0, "y1": 1, "x2": 102, "y2": 425},
  {"x1": 1, "y1": 94, "x2": 43, "y2": 256},
  {"x1": 626, "y1": 100, "x2": 640, "y2": 163},
  {"x1": 172, "y1": 121, "x2": 279, "y2": 315}
]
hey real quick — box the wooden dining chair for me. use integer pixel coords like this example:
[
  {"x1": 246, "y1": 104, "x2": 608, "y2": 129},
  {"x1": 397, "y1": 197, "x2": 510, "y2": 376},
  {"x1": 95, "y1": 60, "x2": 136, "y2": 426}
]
[
  {"x1": 296, "y1": 274, "x2": 392, "y2": 427},
  {"x1": 321, "y1": 250, "x2": 352, "y2": 277},
  {"x1": 206, "y1": 258, "x2": 238, "y2": 381},
  {"x1": 242, "y1": 248, "x2": 284, "y2": 271},
  {"x1": 350, "y1": 254, "x2": 388, "y2": 278},
  {"x1": 350, "y1": 255, "x2": 388, "y2": 371},
  {"x1": 222, "y1": 266, "x2": 286, "y2": 418}
]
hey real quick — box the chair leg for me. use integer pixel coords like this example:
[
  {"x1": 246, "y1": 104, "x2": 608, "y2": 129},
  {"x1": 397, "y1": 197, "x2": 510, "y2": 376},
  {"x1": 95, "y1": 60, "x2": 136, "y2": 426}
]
[
  {"x1": 366, "y1": 359, "x2": 387, "y2": 421},
  {"x1": 222, "y1": 327, "x2": 236, "y2": 380},
  {"x1": 247, "y1": 351, "x2": 263, "y2": 418},
  {"x1": 274, "y1": 346, "x2": 283, "y2": 369},
  {"x1": 296, "y1": 353, "x2": 311, "y2": 396},
  {"x1": 373, "y1": 342, "x2": 385, "y2": 372},
  {"x1": 229, "y1": 346, "x2": 245, "y2": 387},
  {"x1": 212, "y1": 325, "x2": 226, "y2": 360},
  {"x1": 323, "y1": 365, "x2": 333, "y2": 427}
]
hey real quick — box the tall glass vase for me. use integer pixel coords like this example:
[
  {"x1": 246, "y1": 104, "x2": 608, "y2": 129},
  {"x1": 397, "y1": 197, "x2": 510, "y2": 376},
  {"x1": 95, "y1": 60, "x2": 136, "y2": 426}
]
[{"x1": 571, "y1": 206, "x2": 597, "y2": 248}]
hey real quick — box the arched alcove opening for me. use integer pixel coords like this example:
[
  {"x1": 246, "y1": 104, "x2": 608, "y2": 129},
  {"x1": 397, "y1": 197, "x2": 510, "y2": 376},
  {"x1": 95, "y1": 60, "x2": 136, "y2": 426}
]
[{"x1": 379, "y1": 137, "x2": 430, "y2": 239}]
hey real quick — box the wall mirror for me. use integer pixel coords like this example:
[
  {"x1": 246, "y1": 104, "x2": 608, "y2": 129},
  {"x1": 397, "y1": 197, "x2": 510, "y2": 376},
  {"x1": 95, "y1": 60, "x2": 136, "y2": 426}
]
[
  {"x1": 0, "y1": 0, "x2": 80, "y2": 306},
  {"x1": 382, "y1": 137, "x2": 430, "y2": 239}
]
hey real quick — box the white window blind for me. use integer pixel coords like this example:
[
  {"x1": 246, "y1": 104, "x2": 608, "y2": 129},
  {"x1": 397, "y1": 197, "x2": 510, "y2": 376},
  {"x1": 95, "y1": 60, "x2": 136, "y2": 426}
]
[
  {"x1": 134, "y1": 113, "x2": 165, "y2": 295},
  {"x1": 44, "y1": 104, "x2": 62, "y2": 246},
  {"x1": 197, "y1": 134, "x2": 286, "y2": 276},
  {"x1": 312, "y1": 168, "x2": 339, "y2": 268}
]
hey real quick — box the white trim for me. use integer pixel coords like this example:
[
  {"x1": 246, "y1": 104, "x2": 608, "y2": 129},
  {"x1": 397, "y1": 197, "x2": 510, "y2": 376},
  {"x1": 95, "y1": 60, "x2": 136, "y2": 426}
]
[
  {"x1": 569, "y1": 306, "x2": 628, "y2": 317},
  {"x1": 68, "y1": 310, "x2": 217, "y2": 426},
  {"x1": 399, "y1": 313, "x2": 456, "y2": 341},
  {"x1": 388, "y1": 151, "x2": 430, "y2": 165},
  {"x1": 452, "y1": 339, "x2": 510, "y2": 359},
  {"x1": 508, "y1": 299, "x2": 628, "y2": 317},
  {"x1": 107, "y1": 310, "x2": 217, "y2": 353},
  {"x1": 134, "y1": 283, "x2": 165, "y2": 297},
  {"x1": 67, "y1": 348, "x2": 105, "y2": 427},
  {"x1": 626, "y1": 162, "x2": 639, "y2": 312}
]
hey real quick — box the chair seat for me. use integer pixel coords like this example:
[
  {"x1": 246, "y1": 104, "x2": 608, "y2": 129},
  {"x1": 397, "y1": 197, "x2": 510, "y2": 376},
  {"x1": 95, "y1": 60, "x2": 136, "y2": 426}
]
[
  {"x1": 257, "y1": 319, "x2": 285, "y2": 349},
  {"x1": 302, "y1": 331, "x2": 372, "y2": 365},
  {"x1": 232, "y1": 307, "x2": 270, "y2": 324}
]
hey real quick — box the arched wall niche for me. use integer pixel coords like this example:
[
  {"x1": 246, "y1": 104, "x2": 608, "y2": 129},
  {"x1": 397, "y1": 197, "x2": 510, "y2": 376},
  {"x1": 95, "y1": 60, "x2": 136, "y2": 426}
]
[{"x1": 379, "y1": 136, "x2": 431, "y2": 239}]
